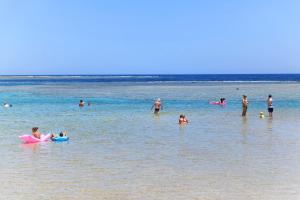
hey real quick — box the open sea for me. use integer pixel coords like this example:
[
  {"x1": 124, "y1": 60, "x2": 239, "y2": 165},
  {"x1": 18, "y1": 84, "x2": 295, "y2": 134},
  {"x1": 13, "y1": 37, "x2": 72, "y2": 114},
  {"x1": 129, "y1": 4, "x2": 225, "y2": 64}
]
[{"x1": 1, "y1": 74, "x2": 300, "y2": 200}]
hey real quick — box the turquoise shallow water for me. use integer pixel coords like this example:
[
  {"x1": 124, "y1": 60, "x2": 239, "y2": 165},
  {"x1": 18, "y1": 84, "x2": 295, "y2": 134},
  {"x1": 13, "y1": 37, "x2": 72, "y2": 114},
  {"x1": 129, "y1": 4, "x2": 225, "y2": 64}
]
[{"x1": 1, "y1": 82, "x2": 300, "y2": 200}]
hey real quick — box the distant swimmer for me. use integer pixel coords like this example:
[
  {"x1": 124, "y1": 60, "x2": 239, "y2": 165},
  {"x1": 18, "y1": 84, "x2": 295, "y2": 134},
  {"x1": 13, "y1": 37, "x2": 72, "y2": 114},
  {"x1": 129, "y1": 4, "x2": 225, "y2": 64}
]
[
  {"x1": 242, "y1": 95, "x2": 248, "y2": 116},
  {"x1": 51, "y1": 131, "x2": 67, "y2": 139},
  {"x1": 3, "y1": 102, "x2": 12, "y2": 108},
  {"x1": 259, "y1": 112, "x2": 265, "y2": 118},
  {"x1": 179, "y1": 114, "x2": 188, "y2": 124},
  {"x1": 267, "y1": 94, "x2": 273, "y2": 118},
  {"x1": 209, "y1": 98, "x2": 226, "y2": 105},
  {"x1": 220, "y1": 98, "x2": 226, "y2": 104},
  {"x1": 151, "y1": 98, "x2": 163, "y2": 114},
  {"x1": 32, "y1": 127, "x2": 41, "y2": 139},
  {"x1": 79, "y1": 100, "x2": 85, "y2": 107}
]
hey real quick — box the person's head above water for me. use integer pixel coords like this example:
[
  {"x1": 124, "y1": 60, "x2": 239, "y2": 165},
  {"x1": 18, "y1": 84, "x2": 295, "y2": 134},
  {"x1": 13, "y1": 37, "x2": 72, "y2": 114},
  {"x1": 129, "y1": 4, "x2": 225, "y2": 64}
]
[
  {"x1": 259, "y1": 112, "x2": 265, "y2": 118},
  {"x1": 32, "y1": 127, "x2": 39, "y2": 133},
  {"x1": 268, "y1": 94, "x2": 272, "y2": 98},
  {"x1": 157, "y1": 98, "x2": 161, "y2": 102}
]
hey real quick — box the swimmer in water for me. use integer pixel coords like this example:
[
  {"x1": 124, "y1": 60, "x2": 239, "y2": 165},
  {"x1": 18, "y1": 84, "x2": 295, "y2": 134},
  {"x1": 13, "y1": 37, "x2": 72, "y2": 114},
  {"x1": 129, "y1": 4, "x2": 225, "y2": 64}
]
[
  {"x1": 51, "y1": 131, "x2": 67, "y2": 139},
  {"x1": 151, "y1": 98, "x2": 163, "y2": 114},
  {"x1": 3, "y1": 102, "x2": 12, "y2": 107},
  {"x1": 179, "y1": 114, "x2": 188, "y2": 124},
  {"x1": 220, "y1": 98, "x2": 226, "y2": 104},
  {"x1": 32, "y1": 127, "x2": 41, "y2": 139},
  {"x1": 79, "y1": 100, "x2": 85, "y2": 107}
]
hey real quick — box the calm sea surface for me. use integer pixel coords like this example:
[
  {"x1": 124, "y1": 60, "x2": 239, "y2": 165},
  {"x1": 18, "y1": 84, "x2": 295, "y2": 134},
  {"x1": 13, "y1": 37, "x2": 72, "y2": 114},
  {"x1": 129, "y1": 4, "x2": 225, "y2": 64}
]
[{"x1": 1, "y1": 75, "x2": 300, "y2": 200}]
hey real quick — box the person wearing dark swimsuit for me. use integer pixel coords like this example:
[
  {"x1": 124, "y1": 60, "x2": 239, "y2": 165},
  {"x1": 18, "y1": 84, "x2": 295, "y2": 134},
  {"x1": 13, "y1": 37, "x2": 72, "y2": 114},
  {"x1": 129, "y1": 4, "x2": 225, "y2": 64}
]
[
  {"x1": 151, "y1": 98, "x2": 163, "y2": 114},
  {"x1": 267, "y1": 94, "x2": 273, "y2": 118}
]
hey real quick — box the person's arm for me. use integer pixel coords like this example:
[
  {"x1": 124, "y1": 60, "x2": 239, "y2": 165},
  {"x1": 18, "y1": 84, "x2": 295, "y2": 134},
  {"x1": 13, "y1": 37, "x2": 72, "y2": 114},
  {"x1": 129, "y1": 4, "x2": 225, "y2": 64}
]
[{"x1": 151, "y1": 104, "x2": 154, "y2": 110}]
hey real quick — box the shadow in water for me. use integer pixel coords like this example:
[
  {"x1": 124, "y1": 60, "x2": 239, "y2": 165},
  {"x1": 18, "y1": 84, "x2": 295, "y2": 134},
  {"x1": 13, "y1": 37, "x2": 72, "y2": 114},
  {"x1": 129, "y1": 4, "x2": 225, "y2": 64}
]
[{"x1": 267, "y1": 117, "x2": 273, "y2": 132}]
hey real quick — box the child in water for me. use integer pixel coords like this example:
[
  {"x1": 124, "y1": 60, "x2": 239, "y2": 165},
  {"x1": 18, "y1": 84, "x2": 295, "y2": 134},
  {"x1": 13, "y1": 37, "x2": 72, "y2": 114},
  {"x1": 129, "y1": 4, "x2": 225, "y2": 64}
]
[
  {"x1": 51, "y1": 131, "x2": 67, "y2": 139},
  {"x1": 179, "y1": 114, "x2": 188, "y2": 124},
  {"x1": 259, "y1": 112, "x2": 265, "y2": 119},
  {"x1": 32, "y1": 127, "x2": 41, "y2": 139}
]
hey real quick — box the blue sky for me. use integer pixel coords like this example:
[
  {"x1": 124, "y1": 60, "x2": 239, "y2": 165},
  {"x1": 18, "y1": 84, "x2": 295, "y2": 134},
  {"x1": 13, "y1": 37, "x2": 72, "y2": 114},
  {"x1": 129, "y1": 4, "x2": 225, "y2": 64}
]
[{"x1": 0, "y1": 0, "x2": 299, "y2": 74}]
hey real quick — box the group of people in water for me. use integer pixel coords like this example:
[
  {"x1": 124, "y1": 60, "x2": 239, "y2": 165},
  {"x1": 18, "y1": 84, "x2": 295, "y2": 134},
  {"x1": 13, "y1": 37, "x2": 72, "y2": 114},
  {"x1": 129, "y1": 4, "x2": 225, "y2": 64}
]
[
  {"x1": 149, "y1": 94, "x2": 274, "y2": 125},
  {"x1": 242, "y1": 94, "x2": 273, "y2": 118},
  {"x1": 150, "y1": 98, "x2": 188, "y2": 124},
  {"x1": 79, "y1": 100, "x2": 91, "y2": 107},
  {"x1": 28, "y1": 94, "x2": 273, "y2": 139},
  {"x1": 31, "y1": 127, "x2": 67, "y2": 140}
]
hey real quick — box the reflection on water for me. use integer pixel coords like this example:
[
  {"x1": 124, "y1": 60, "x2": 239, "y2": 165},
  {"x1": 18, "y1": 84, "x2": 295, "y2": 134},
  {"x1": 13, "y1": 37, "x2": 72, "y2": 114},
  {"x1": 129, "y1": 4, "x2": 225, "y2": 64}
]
[
  {"x1": 1, "y1": 83, "x2": 300, "y2": 200},
  {"x1": 19, "y1": 143, "x2": 41, "y2": 151},
  {"x1": 267, "y1": 117, "x2": 273, "y2": 132}
]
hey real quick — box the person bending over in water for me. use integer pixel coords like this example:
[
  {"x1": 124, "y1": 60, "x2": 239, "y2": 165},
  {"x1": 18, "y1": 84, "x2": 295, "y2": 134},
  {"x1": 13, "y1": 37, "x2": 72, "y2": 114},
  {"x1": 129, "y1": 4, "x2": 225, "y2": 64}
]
[
  {"x1": 179, "y1": 114, "x2": 188, "y2": 124},
  {"x1": 242, "y1": 95, "x2": 248, "y2": 116},
  {"x1": 79, "y1": 100, "x2": 85, "y2": 107},
  {"x1": 151, "y1": 98, "x2": 163, "y2": 114},
  {"x1": 220, "y1": 98, "x2": 226, "y2": 104},
  {"x1": 267, "y1": 94, "x2": 273, "y2": 118},
  {"x1": 32, "y1": 127, "x2": 41, "y2": 139}
]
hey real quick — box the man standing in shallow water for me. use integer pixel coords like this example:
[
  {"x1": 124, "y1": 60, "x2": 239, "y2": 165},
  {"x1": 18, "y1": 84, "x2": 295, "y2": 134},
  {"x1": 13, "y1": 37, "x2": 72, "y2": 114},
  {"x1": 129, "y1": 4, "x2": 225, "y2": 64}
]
[
  {"x1": 151, "y1": 98, "x2": 163, "y2": 114},
  {"x1": 242, "y1": 95, "x2": 248, "y2": 116},
  {"x1": 267, "y1": 94, "x2": 273, "y2": 118}
]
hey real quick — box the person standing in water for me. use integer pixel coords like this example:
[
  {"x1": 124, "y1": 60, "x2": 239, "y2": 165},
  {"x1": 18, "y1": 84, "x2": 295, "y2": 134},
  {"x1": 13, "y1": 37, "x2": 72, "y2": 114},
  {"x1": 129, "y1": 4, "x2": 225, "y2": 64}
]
[
  {"x1": 79, "y1": 100, "x2": 85, "y2": 107},
  {"x1": 267, "y1": 94, "x2": 273, "y2": 118},
  {"x1": 151, "y1": 98, "x2": 163, "y2": 114},
  {"x1": 242, "y1": 95, "x2": 248, "y2": 116}
]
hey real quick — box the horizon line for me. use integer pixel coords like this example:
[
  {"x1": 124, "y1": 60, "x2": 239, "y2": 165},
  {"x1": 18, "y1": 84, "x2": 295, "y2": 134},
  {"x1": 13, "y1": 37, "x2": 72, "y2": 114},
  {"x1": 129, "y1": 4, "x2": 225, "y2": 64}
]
[{"x1": 0, "y1": 73, "x2": 300, "y2": 76}]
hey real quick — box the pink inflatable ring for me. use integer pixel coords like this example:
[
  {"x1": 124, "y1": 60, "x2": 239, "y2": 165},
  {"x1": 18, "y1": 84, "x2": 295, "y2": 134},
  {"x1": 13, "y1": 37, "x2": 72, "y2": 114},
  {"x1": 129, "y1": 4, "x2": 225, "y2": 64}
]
[
  {"x1": 209, "y1": 101, "x2": 226, "y2": 105},
  {"x1": 19, "y1": 134, "x2": 52, "y2": 144}
]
